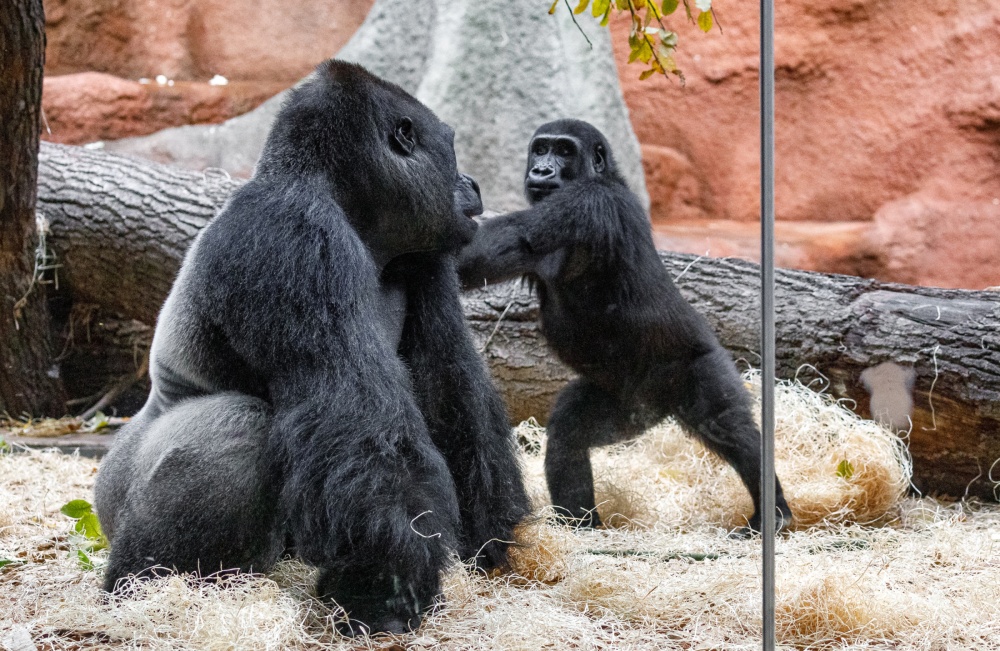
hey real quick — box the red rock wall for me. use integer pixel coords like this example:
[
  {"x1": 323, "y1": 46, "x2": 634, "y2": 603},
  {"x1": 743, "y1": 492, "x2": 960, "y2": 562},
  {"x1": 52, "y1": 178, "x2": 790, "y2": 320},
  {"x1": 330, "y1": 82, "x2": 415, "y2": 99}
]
[
  {"x1": 609, "y1": 2, "x2": 1000, "y2": 289},
  {"x1": 42, "y1": 73, "x2": 288, "y2": 144},
  {"x1": 43, "y1": 0, "x2": 372, "y2": 81},
  {"x1": 41, "y1": 0, "x2": 372, "y2": 146}
]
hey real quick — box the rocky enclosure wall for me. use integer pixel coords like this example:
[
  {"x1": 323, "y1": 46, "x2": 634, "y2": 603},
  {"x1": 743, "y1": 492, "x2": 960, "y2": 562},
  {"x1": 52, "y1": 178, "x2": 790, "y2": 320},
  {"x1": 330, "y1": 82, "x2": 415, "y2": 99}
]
[{"x1": 40, "y1": 0, "x2": 1000, "y2": 289}]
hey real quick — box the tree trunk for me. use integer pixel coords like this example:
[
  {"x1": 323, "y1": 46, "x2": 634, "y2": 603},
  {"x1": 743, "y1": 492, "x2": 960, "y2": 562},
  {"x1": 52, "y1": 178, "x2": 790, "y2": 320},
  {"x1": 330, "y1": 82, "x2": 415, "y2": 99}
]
[
  {"x1": 37, "y1": 144, "x2": 241, "y2": 326},
  {"x1": 0, "y1": 0, "x2": 67, "y2": 416},
  {"x1": 37, "y1": 144, "x2": 1000, "y2": 499},
  {"x1": 460, "y1": 259, "x2": 1000, "y2": 501}
]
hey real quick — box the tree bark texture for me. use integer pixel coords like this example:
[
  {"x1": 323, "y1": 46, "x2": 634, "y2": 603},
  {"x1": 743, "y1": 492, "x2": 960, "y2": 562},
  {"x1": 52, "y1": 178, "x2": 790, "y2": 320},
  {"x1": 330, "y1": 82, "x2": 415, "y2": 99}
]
[
  {"x1": 37, "y1": 144, "x2": 242, "y2": 326},
  {"x1": 0, "y1": 0, "x2": 67, "y2": 416},
  {"x1": 36, "y1": 144, "x2": 1000, "y2": 498}
]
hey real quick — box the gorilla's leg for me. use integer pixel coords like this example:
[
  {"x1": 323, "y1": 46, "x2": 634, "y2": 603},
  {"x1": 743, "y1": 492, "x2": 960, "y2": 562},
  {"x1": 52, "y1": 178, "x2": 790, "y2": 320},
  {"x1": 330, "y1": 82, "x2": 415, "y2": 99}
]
[
  {"x1": 100, "y1": 394, "x2": 283, "y2": 592},
  {"x1": 545, "y1": 379, "x2": 651, "y2": 528},
  {"x1": 274, "y1": 394, "x2": 461, "y2": 635},
  {"x1": 671, "y1": 348, "x2": 793, "y2": 535},
  {"x1": 312, "y1": 472, "x2": 454, "y2": 637},
  {"x1": 394, "y1": 254, "x2": 531, "y2": 572},
  {"x1": 94, "y1": 404, "x2": 159, "y2": 542}
]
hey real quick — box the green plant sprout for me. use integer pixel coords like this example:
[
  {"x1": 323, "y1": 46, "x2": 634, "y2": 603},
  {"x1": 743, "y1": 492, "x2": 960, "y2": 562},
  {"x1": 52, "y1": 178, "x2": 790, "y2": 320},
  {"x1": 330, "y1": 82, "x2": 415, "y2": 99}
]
[{"x1": 61, "y1": 499, "x2": 108, "y2": 570}]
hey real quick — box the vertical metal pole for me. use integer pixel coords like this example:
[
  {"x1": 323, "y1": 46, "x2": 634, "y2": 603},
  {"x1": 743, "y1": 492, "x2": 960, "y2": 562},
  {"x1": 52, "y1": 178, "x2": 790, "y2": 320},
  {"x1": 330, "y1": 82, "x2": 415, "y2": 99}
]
[{"x1": 760, "y1": 0, "x2": 776, "y2": 647}]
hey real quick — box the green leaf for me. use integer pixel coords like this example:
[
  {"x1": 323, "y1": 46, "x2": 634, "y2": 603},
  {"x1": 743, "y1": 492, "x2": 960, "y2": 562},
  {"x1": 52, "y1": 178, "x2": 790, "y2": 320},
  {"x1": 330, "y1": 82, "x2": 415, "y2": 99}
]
[
  {"x1": 573, "y1": 0, "x2": 590, "y2": 13},
  {"x1": 658, "y1": 51, "x2": 679, "y2": 72},
  {"x1": 697, "y1": 9, "x2": 713, "y2": 32},
  {"x1": 661, "y1": 0, "x2": 679, "y2": 14},
  {"x1": 638, "y1": 39, "x2": 653, "y2": 63},
  {"x1": 639, "y1": 68, "x2": 657, "y2": 80},
  {"x1": 77, "y1": 549, "x2": 95, "y2": 571},
  {"x1": 615, "y1": 0, "x2": 630, "y2": 9},
  {"x1": 74, "y1": 512, "x2": 106, "y2": 543},
  {"x1": 0, "y1": 559, "x2": 16, "y2": 569},
  {"x1": 61, "y1": 499, "x2": 93, "y2": 519},
  {"x1": 836, "y1": 459, "x2": 855, "y2": 479},
  {"x1": 600, "y1": 5, "x2": 612, "y2": 26},
  {"x1": 592, "y1": 0, "x2": 610, "y2": 18}
]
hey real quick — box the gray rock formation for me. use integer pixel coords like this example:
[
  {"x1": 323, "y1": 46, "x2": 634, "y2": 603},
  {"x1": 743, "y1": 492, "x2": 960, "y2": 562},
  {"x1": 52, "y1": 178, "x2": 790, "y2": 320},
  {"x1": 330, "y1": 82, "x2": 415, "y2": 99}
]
[{"x1": 104, "y1": 0, "x2": 648, "y2": 210}]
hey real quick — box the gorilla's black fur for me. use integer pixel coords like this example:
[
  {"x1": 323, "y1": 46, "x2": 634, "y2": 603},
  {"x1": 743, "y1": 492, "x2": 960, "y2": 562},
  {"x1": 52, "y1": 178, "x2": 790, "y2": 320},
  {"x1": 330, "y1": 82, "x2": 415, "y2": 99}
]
[
  {"x1": 458, "y1": 119, "x2": 792, "y2": 534},
  {"x1": 95, "y1": 61, "x2": 531, "y2": 635}
]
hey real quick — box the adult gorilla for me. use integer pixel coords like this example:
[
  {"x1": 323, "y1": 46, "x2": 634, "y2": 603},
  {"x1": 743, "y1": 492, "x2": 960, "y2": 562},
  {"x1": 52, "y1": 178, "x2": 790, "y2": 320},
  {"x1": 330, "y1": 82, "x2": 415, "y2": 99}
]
[
  {"x1": 458, "y1": 119, "x2": 792, "y2": 535},
  {"x1": 95, "y1": 61, "x2": 531, "y2": 635}
]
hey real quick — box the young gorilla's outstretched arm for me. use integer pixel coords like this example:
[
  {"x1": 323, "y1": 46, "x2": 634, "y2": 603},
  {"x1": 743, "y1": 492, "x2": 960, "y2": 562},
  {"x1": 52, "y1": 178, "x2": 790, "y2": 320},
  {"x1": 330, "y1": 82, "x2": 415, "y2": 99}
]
[
  {"x1": 458, "y1": 209, "x2": 557, "y2": 289},
  {"x1": 458, "y1": 185, "x2": 621, "y2": 289}
]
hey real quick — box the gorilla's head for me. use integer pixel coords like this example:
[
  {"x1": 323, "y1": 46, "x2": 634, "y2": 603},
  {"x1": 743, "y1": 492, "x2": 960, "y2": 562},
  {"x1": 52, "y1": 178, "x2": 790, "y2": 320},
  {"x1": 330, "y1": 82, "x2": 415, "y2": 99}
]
[
  {"x1": 258, "y1": 61, "x2": 482, "y2": 261},
  {"x1": 523, "y1": 119, "x2": 621, "y2": 205}
]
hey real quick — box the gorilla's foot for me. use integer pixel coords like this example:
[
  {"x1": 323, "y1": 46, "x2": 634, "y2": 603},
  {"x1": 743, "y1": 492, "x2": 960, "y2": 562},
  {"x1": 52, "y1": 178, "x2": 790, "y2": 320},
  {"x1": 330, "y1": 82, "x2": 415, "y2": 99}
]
[
  {"x1": 729, "y1": 507, "x2": 793, "y2": 539},
  {"x1": 334, "y1": 616, "x2": 413, "y2": 638},
  {"x1": 318, "y1": 566, "x2": 434, "y2": 636}
]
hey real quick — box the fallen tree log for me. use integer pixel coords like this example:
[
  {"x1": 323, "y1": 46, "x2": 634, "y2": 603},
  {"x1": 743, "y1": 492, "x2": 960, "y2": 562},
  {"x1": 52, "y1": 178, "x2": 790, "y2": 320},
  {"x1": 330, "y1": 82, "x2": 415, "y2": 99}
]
[{"x1": 37, "y1": 143, "x2": 1000, "y2": 499}]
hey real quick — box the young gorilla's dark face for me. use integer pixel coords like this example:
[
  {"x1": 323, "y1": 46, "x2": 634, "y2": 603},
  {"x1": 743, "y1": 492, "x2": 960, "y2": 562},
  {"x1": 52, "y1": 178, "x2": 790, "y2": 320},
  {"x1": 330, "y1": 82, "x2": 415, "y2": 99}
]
[{"x1": 523, "y1": 121, "x2": 609, "y2": 205}]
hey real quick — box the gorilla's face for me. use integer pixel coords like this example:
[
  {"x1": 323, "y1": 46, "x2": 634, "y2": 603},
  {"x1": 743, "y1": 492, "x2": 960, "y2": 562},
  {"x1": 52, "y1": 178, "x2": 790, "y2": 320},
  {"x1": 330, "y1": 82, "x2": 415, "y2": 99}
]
[
  {"x1": 258, "y1": 62, "x2": 482, "y2": 261},
  {"x1": 388, "y1": 109, "x2": 482, "y2": 253},
  {"x1": 523, "y1": 120, "x2": 613, "y2": 205}
]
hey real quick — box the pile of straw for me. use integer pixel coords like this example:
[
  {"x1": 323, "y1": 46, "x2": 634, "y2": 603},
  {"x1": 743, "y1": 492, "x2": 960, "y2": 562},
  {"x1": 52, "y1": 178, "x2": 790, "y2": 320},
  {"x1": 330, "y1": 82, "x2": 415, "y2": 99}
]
[{"x1": 2, "y1": 376, "x2": 998, "y2": 650}]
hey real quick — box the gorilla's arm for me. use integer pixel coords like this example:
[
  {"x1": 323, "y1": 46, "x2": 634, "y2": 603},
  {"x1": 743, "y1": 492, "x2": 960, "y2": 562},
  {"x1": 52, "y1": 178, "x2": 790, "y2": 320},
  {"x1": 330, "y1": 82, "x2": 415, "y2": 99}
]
[
  {"x1": 457, "y1": 184, "x2": 621, "y2": 290},
  {"x1": 195, "y1": 181, "x2": 461, "y2": 616},
  {"x1": 393, "y1": 253, "x2": 532, "y2": 571},
  {"x1": 457, "y1": 210, "x2": 550, "y2": 288}
]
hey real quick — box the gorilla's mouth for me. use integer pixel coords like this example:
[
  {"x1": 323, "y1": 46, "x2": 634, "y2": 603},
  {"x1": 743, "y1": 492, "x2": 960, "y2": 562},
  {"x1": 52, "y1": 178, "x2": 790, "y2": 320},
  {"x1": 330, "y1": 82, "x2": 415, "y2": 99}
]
[{"x1": 526, "y1": 182, "x2": 560, "y2": 202}]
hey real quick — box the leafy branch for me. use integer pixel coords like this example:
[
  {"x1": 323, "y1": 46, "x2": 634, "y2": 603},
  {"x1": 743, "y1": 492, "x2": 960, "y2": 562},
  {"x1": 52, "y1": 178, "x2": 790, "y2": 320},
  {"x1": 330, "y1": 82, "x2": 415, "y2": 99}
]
[{"x1": 549, "y1": 0, "x2": 720, "y2": 82}]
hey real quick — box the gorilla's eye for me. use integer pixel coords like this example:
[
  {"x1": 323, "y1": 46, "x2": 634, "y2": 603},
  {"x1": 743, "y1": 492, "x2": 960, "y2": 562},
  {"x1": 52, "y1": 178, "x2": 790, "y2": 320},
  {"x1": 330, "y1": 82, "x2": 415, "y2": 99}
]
[
  {"x1": 556, "y1": 142, "x2": 574, "y2": 158},
  {"x1": 533, "y1": 143, "x2": 547, "y2": 156}
]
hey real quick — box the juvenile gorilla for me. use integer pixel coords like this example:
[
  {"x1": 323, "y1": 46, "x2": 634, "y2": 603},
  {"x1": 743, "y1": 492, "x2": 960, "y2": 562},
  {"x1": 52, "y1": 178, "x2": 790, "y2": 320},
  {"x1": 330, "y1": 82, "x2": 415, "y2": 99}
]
[
  {"x1": 458, "y1": 119, "x2": 792, "y2": 534},
  {"x1": 95, "y1": 61, "x2": 531, "y2": 635}
]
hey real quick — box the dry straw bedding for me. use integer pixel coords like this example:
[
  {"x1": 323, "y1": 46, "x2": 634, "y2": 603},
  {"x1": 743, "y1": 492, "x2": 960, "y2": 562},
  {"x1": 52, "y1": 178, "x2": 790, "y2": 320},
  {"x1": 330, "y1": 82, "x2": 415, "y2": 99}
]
[{"x1": 2, "y1": 375, "x2": 999, "y2": 650}]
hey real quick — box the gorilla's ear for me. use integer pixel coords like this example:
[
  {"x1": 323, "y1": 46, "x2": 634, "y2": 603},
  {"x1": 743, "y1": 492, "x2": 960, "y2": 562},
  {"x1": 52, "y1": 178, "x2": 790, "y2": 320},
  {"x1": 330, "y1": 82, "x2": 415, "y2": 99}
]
[
  {"x1": 593, "y1": 144, "x2": 607, "y2": 174},
  {"x1": 393, "y1": 117, "x2": 416, "y2": 155}
]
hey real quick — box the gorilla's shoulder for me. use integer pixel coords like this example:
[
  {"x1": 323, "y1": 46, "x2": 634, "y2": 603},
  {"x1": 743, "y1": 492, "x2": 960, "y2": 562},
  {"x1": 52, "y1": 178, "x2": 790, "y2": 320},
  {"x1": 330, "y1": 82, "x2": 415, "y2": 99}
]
[
  {"x1": 205, "y1": 176, "x2": 356, "y2": 242},
  {"x1": 193, "y1": 175, "x2": 370, "y2": 281},
  {"x1": 548, "y1": 178, "x2": 645, "y2": 235}
]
